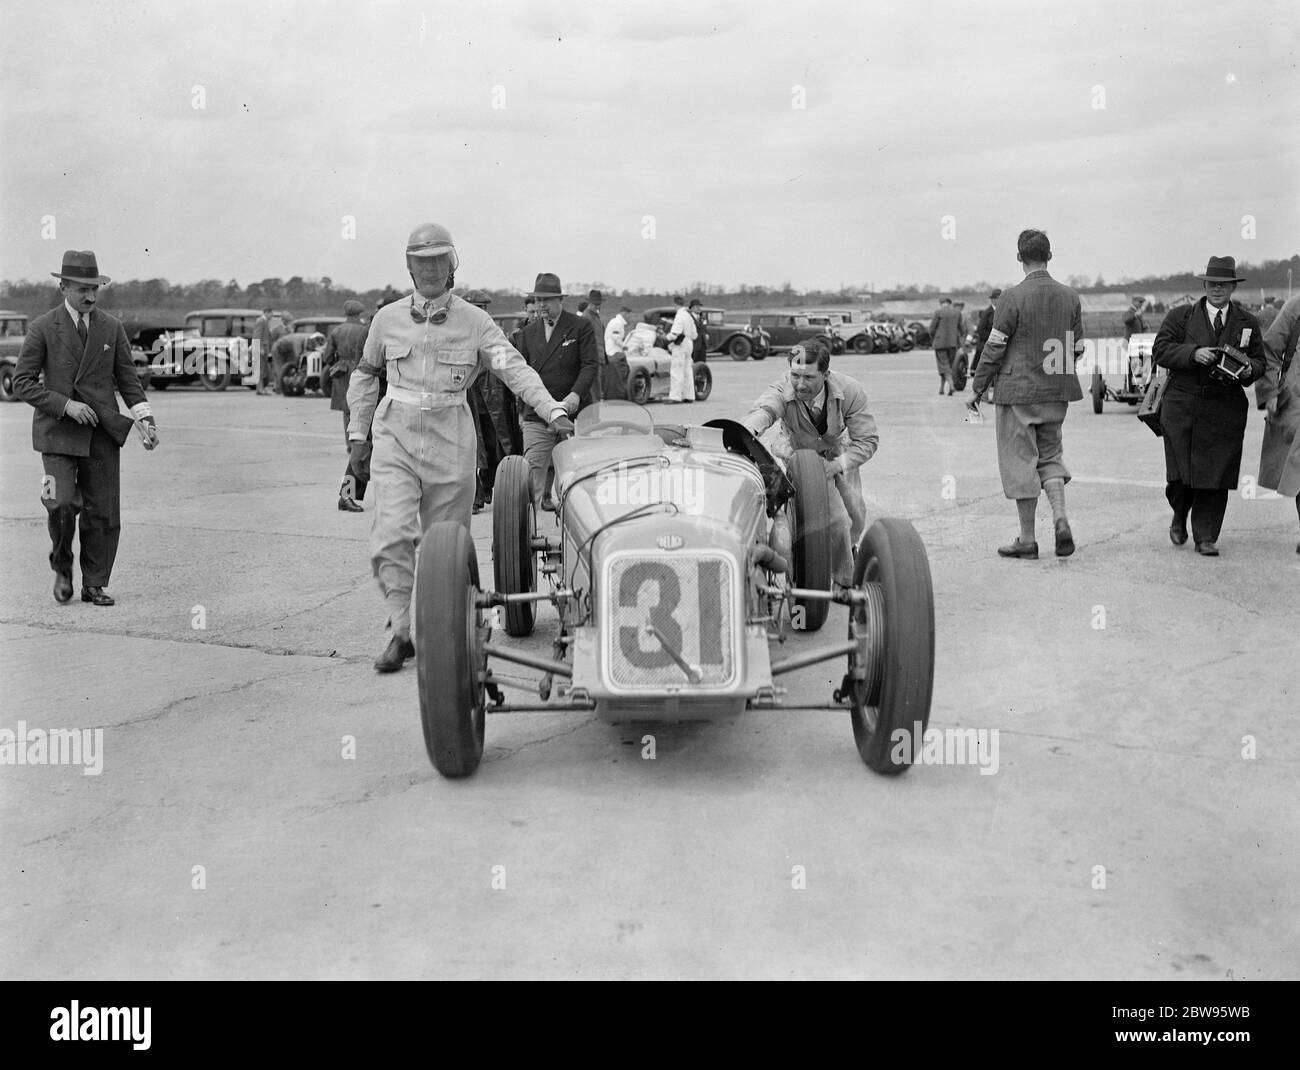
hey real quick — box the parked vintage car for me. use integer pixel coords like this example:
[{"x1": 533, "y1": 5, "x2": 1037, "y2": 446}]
[
  {"x1": 149, "y1": 308, "x2": 278, "y2": 390},
  {"x1": 290, "y1": 315, "x2": 345, "y2": 340},
  {"x1": 414, "y1": 400, "x2": 936, "y2": 779},
  {"x1": 642, "y1": 306, "x2": 769, "y2": 362},
  {"x1": 0, "y1": 311, "x2": 29, "y2": 402},
  {"x1": 747, "y1": 313, "x2": 837, "y2": 355}
]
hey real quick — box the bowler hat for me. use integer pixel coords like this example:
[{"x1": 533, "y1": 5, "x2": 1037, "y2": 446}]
[
  {"x1": 1194, "y1": 256, "x2": 1246, "y2": 283},
  {"x1": 587, "y1": 289, "x2": 603, "y2": 302},
  {"x1": 526, "y1": 273, "x2": 567, "y2": 299},
  {"x1": 51, "y1": 250, "x2": 110, "y2": 287}
]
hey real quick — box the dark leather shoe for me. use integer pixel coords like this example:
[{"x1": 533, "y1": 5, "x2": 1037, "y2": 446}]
[
  {"x1": 338, "y1": 497, "x2": 364, "y2": 512},
  {"x1": 1054, "y1": 518, "x2": 1075, "y2": 557},
  {"x1": 540, "y1": 498, "x2": 557, "y2": 512},
  {"x1": 1169, "y1": 514, "x2": 1189, "y2": 546},
  {"x1": 374, "y1": 635, "x2": 415, "y2": 673},
  {"x1": 81, "y1": 586, "x2": 115, "y2": 606},
  {"x1": 54, "y1": 570, "x2": 73, "y2": 604},
  {"x1": 997, "y1": 539, "x2": 1039, "y2": 559},
  {"x1": 1195, "y1": 541, "x2": 1220, "y2": 557}
]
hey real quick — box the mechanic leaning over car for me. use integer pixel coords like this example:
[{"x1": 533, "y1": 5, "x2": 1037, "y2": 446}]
[
  {"x1": 740, "y1": 339, "x2": 878, "y2": 585},
  {"x1": 346, "y1": 223, "x2": 576, "y2": 673}
]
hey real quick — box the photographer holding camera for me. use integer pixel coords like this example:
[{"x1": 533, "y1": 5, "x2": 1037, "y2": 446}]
[{"x1": 1152, "y1": 256, "x2": 1266, "y2": 556}]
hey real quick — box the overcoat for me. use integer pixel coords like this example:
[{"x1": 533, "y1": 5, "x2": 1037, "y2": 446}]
[
  {"x1": 1256, "y1": 294, "x2": 1300, "y2": 495},
  {"x1": 1152, "y1": 298, "x2": 1266, "y2": 490}
]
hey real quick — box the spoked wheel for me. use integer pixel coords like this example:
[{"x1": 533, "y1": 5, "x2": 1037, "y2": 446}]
[
  {"x1": 853, "y1": 335, "x2": 872, "y2": 354},
  {"x1": 416, "y1": 521, "x2": 487, "y2": 777},
  {"x1": 628, "y1": 368, "x2": 652, "y2": 405},
  {"x1": 492, "y1": 455, "x2": 537, "y2": 637},
  {"x1": 692, "y1": 361, "x2": 712, "y2": 401},
  {"x1": 951, "y1": 354, "x2": 969, "y2": 391},
  {"x1": 1091, "y1": 370, "x2": 1104, "y2": 413},
  {"x1": 200, "y1": 352, "x2": 231, "y2": 391},
  {"x1": 844, "y1": 518, "x2": 935, "y2": 774},
  {"x1": 728, "y1": 336, "x2": 752, "y2": 361},
  {"x1": 786, "y1": 448, "x2": 832, "y2": 633}
]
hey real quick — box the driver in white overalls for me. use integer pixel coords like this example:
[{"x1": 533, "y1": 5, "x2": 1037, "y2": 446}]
[{"x1": 347, "y1": 223, "x2": 576, "y2": 672}]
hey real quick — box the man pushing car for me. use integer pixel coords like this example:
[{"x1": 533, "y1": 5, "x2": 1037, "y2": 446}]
[
  {"x1": 740, "y1": 339, "x2": 878, "y2": 585},
  {"x1": 346, "y1": 222, "x2": 576, "y2": 672}
]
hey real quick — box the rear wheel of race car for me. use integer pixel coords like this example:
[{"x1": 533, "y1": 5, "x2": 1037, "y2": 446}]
[
  {"x1": 416, "y1": 521, "x2": 487, "y2": 778},
  {"x1": 853, "y1": 334, "x2": 872, "y2": 355},
  {"x1": 848, "y1": 518, "x2": 935, "y2": 774},
  {"x1": 787, "y1": 448, "x2": 832, "y2": 633},
  {"x1": 200, "y1": 354, "x2": 231, "y2": 391},
  {"x1": 728, "y1": 335, "x2": 752, "y2": 362},
  {"x1": 692, "y1": 362, "x2": 712, "y2": 401},
  {"x1": 492, "y1": 455, "x2": 536, "y2": 637},
  {"x1": 951, "y1": 354, "x2": 969, "y2": 391},
  {"x1": 1091, "y1": 370, "x2": 1104, "y2": 413},
  {"x1": 628, "y1": 368, "x2": 652, "y2": 405}
]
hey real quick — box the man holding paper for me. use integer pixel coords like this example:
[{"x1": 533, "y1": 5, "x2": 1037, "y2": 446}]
[{"x1": 14, "y1": 250, "x2": 159, "y2": 607}]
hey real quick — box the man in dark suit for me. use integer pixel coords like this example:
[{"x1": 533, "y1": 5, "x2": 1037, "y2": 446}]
[
  {"x1": 513, "y1": 273, "x2": 598, "y2": 510},
  {"x1": 928, "y1": 297, "x2": 963, "y2": 394},
  {"x1": 1153, "y1": 256, "x2": 1266, "y2": 556},
  {"x1": 321, "y1": 300, "x2": 370, "y2": 511},
  {"x1": 971, "y1": 288, "x2": 1000, "y2": 378},
  {"x1": 14, "y1": 251, "x2": 159, "y2": 606}
]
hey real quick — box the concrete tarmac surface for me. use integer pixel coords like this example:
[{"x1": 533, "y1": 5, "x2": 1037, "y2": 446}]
[{"x1": 2, "y1": 351, "x2": 1296, "y2": 980}]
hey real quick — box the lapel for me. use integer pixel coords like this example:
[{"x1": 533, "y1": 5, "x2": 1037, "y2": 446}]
[
  {"x1": 1221, "y1": 301, "x2": 1251, "y2": 350},
  {"x1": 74, "y1": 309, "x2": 110, "y2": 383},
  {"x1": 541, "y1": 310, "x2": 573, "y2": 367},
  {"x1": 522, "y1": 317, "x2": 549, "y2": 369},
  {"x1": 57, "y1": 306, "x2": 89, "y2": 376}
]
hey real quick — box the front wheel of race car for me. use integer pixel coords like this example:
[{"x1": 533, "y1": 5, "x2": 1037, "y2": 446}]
[
  {"x1": 416, "y1": 521, "x2": 487, "y2": 777},
  {"x1": 492, "y1": 455, "x2": 537, "y2": 637},
  {"x1": 787, "y1": 448, "x2": 832, "y2": 633},
  {"x1": 692, "y1": 362, "x2": 712, "y2": 401},
  {"x1": 628, "y1": 368, "x2": 652, "y2": 405},
  {"x1": 847, "y1": 518, "x2": 935, "y2": 774},
  {"x1": 1091, "y1": 370, "x2": 1104, "y2": 413}
]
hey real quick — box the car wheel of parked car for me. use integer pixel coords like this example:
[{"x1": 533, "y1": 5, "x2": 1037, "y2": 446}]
[
  {"x1": 852, "y1": 335, "x2": 872, "y2": 355},
  {"x1": 728, "y1": 336, "x2": 752, "y2": 362},
  {"x1": 847, "y1": 518, "x2": 935, "y2": 774},
  {"x1": 872, "y1": 335, "x2": 890, "y2": 354},
  {"x1": 897, "y1": 337, "x2": 914, "y2": 352},
  {"x1": 787, "y1": 449, "x2": 832, "y2": 634},
  {"x1": 692, "y1": 362, "x2": 712, "y2": 401},
  {"x1": 1091, "y1": 370, "x2": 1104, "y2": 413},
  {"x1": 416, "y1": 520, "x2": 487, "y2": 778},
  {"x1": 0, "y1": 364, "x2": 17, "y2": 402},
  {"x1": 492, "y1": 455, "x2": 537, "y2": 637},
  {"x1": 951, "y1": 355, "x2": 968, "y2": 391},
  {"x1": 628, "y1": 368, "x2": 652, "y2": 406},
  {"x1": 200, "y1": 353, "x2": 231, "y2": 391}
]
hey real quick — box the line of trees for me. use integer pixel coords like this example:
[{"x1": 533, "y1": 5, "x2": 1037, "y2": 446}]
[{"x1": 3, "y1": 256, "x2": 1294, "y2": 319}]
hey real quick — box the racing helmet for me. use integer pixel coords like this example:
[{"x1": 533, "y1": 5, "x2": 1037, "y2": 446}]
[{"x1": 405, "y1": 222, "x2": 459, "y2": 289}]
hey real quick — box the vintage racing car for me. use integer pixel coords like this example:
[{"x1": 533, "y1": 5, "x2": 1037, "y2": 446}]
[
  {"x1": 625, "y1": 344, "x2": 712, "y2": 405},
  {"x1": 413, "y1": 401, "x2": 935, "y2": 779}
]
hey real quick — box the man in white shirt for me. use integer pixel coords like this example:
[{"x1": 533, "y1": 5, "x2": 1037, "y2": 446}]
[
  {"x1": 603, "y1": 304, "x2": 634, "y2": 401},
  {"x1": 665, "y1": 294, "x2": 698, "y2": 403}
]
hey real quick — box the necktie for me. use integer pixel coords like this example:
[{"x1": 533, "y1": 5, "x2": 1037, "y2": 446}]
[
  {"x1": 1213, "y1": 310, "x2": 1222, "y2": 335},
  {"x1": 76, "y1": 316, "x2": 88, "y2": 348}
]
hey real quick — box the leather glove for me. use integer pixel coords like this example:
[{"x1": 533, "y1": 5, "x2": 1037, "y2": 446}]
[
  {"x1": 138, "y1": 415, "x2": 159, "y2": 450},
  {"x1": 548, "y1": 414, "x2": 576, "y2": 441}
]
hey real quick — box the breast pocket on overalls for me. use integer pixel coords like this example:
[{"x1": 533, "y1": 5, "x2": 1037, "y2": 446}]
[{"x1": 434, "y1": 349, "x2": 477, "y2": 395}]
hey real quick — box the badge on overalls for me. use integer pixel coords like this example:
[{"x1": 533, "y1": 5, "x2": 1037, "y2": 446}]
[{"x1": 450, "y1": 365, "x2": 468, "y2": 387}]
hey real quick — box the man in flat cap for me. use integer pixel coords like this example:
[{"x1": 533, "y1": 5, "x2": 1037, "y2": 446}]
[
  {"x1": 14, "y1": 250, "x2": 159, "y2": 606},
  {"x1": 347, "y1": 226, "x2": 576, "y2": 671},
  {"x1": 1152, "y1": 255, "x2": 1266, "y2": 555}
]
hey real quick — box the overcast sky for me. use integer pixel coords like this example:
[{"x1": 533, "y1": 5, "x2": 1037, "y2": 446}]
[{"x1": 2, "y1": 0, "x2": 1296, "y2": 295}]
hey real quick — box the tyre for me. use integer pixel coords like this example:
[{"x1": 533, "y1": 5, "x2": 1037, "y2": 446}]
[
  {"x1": 952, "y1": 354, "x2": 969, "y2": 391},
  {"x1": 786, "y1": 448, "x2": 832, "y2": 633},
  {"x1": 416, "y1": 521, "x2": 487, "y2": 778},
  {"x1": 0, "y1": 363, "x2": 16, "y2": 402},
  {"x1": 872, "y1": 334, "x2": 889, "y2": 354},
  {"x1": 492, "y1": 455, "x2": 536, "y2": 637},
  {"x1": 1091, "y1": 371, "x2": 1104, "y2": 413},
  {"x1": 278, "y1": 363, "x2": 305, "y2": 397},
  {"x1": 692, "y1": 362, "x2": 712, "y2": 401},
  {"x1": 853, "y1": 334, "x2": 872, "y2": 354},
  {"x1": 847, "y1": 518, "x2": 935, "y2": 774},
  {"x1": 728, "y1": 335, "x2": 752, "y2": 362},
  {"x1": 897, "y1": 337, "x2": 913, "y2": 352},
  {"x1": 628, "y1": 368, "x2": 652, "y2": 406},
  {"x1": 151, "y1": 378, "x2": 170, "y2": 390},
  {"x1": 200, "y1": 352, "x2": 231, "y2": 391}
]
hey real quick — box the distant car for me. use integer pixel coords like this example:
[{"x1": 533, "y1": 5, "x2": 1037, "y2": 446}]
[
  {"x1": 150, "y1": 308, "x2": 286, "y2": 391},
  {"x1": 642, "y1": 306, "x2": 769, "y2": 362},
  {"x1": 290, "y1": 316, "x2": 345, "y2": 339},
  {"x1": 623, "y1": 335, "x2": 712, "y2": 405},
  {"x1": 0, "y1": 311, "x2": 29, "y2": 402},
  {"x1": 747, "y1": 313, "x2": 836, "y2": 354},
  {"x1": 492, "y1": 312, "x2": 529, "y2": 337}
]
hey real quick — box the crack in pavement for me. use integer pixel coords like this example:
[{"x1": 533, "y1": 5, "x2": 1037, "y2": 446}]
[
  {"x1": 982, "y1": 726, "x2": 1298, "y2": 767},
  {"x1": 486, "y1": 715, "x2": 598, "y2": 760}
]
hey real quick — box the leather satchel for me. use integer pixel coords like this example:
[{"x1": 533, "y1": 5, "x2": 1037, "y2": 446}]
[{"x1": 1136, "y1": 367, "x2": 1169, "y2": 437}]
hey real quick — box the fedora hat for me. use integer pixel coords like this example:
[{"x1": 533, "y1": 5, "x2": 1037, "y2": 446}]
[
  {"x1": 1194, "y1": 256, "x2": 1246, "y2": 283},
  {"x1": 526, "y1": 272, "x2": 567, "y2": 299},
  {"x1": 51, "y1": 250, "x2": 110, "y2": 287}
]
